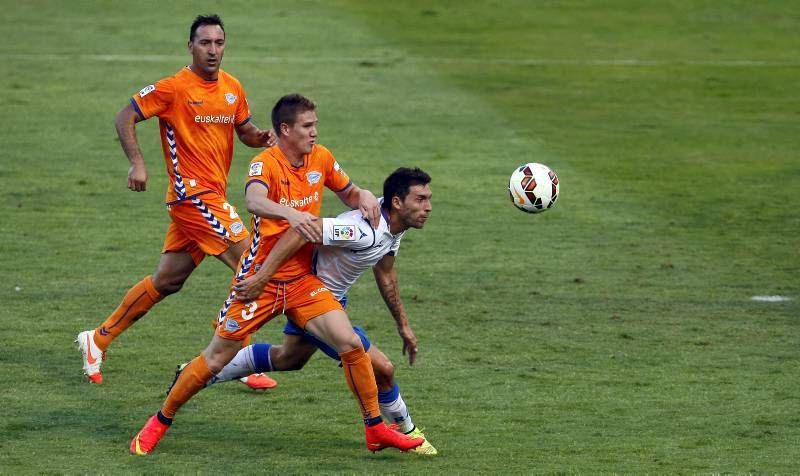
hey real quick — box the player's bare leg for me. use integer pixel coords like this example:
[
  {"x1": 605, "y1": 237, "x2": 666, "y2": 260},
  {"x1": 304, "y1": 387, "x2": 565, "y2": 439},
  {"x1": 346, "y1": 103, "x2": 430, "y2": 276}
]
[
  {"x1": 304, "y1": 310, "x2": 424, "y2": 452},
  {"x1": 214, "y1": 238, "x2": 249, "y2": 270},
  {"x1": 77, "y1": 251, "x2": 195, "y2": 383},
  {"x1": 269, "y1": 334, "x2": 319, "y2": 370}
]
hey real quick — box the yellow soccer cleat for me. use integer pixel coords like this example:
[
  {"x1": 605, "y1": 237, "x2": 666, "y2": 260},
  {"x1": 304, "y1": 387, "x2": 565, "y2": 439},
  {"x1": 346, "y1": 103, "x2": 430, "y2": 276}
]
[{"x1": 407, "y1": 427, "x2": 438, "y2": 456}]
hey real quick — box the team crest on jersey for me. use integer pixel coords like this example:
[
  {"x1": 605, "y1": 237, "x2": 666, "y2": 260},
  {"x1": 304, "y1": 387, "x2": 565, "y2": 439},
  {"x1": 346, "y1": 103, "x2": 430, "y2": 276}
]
[
  {"x1": 332, "y1": 225, "x2": 357, "y2": 241},
  {"x1": 249, "y1": 162, "x2": 263, "y2": 177},
  {"x1": 225, "y1": 92, "x2": 237, "y2": 105},
  {"x1": 139, "y1": 84, "x2": 155, "y2": 97},
  {"x1": 306, "y1": 171, "x2": 322, "y2": 185}
]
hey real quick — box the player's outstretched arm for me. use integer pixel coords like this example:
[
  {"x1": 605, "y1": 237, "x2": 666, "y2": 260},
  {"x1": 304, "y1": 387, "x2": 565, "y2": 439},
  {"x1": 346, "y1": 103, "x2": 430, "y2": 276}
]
[
  {"x1": 245, "y1": 181, "x2": 321, "y2": 242},
  {"x1": 233, "y1": 226, "x2": 315, "y2": 301},
  {"x1": 235, "y1": 182, "x2": 323, "y2": 301},
  {"x1": 115, "y1": 103, "x2": 147, "y2": 192},
  {"x1": 373, "y1": 255, "x2": 418, "y2": 365},
  {"x1": 235, "y1": 121, "x2": 276, "y2": 148},
  {"x1": 335, "y1": 184, "x2": 380, "y2": 228}
]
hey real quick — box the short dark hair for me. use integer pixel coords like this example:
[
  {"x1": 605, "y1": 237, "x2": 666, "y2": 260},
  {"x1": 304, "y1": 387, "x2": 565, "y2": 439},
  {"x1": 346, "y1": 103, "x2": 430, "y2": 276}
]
[
  {"x1": 382, "y1": 168, "x2": 432, "y2": 209},
  {"x1": 190, "y1": 14, "x2": 224, "y2": 41},
  {"x1": 271, "y1": 94, "x2": 317, "y2": 136}
]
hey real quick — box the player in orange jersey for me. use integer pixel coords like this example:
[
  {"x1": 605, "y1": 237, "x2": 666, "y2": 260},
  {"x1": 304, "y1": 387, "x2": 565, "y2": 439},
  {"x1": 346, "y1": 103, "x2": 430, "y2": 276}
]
[
  {"x1": 130, "y1": 93, "x2": 423, "y2": 456},
  {"x1": 75, "y1": 14, "x2": 275, "y2": 390}
]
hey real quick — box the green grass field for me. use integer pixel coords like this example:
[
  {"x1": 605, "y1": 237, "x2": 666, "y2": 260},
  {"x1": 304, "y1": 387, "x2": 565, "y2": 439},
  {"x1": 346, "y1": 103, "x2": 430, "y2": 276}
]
[{"x1": 2, "y1": 0, "x2": 799, "y2": 473}]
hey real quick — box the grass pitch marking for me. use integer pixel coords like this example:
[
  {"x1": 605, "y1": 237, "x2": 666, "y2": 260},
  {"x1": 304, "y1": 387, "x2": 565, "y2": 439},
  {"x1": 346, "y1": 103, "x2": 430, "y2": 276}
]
[{"x1": 751, "y1": 295, "x2": 793, "y2": 302}]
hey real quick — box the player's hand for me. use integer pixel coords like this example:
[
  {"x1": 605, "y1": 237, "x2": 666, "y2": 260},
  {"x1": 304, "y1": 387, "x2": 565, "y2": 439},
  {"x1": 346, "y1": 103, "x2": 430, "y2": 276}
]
[
  {"x1": 128, "y1": 161, "x2": 147, "y2": 192},
  {"x1": 257, "y1": 128, "x2": 276, "y2": 147},
  {"x1": 233, "y1": 274, "x2": 266, "y2": 302},
  {"x1": 399, "y1": 325, "x2": 418, "y2": 365},
  {"x1": 358, "y1": 189, "x2": 380, "y2": 228},
  {"x1": 288, "y1": 210, "x2": 321, "y2": 242}
]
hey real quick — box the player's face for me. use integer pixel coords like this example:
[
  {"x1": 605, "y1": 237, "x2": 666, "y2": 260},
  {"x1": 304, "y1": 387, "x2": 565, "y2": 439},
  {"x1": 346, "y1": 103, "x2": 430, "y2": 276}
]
[
  {"x1": 188, "y1": 24, "x2": 225, "y2": 80},
  {"x1": 282, "y1": 110, "x2": 318, "y2": 155},
  {"x1": 397, "y1": 184, "x2": 432, "y2": 229}
]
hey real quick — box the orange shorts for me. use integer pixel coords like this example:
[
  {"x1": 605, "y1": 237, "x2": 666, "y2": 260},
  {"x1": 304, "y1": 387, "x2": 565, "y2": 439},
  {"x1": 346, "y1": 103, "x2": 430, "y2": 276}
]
[
  {"x1": 162, "y1": 192, "x2": 249, "y2": 265},
  {"x1": 215, "y1": 274, "x2": 342, "y2": 341}
]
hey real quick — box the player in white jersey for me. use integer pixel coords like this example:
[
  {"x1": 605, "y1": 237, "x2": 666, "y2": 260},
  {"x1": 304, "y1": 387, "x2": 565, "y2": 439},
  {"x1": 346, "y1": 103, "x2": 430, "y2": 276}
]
[{"x1": 194, "y1": 167, "x2": 437, "y2": 455}]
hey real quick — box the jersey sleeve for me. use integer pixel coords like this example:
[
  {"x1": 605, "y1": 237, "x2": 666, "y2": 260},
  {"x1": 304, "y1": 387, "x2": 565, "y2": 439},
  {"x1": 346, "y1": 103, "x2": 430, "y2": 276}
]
[
  {"x1": 235, "y1": 84, "x2": 252, "y2": 126},
  {"x1": 320, "y1": 147, "x2": 351, "y2": 192},
  {"x1": 321, "y1": 216, "x2": 375, "y2": 249},
  {"x1": 245, "y1": 154, "x2": 273, "y2": 193},
  {"x1": 130, "y1": 76, "x2": 175, "y2": 120}
]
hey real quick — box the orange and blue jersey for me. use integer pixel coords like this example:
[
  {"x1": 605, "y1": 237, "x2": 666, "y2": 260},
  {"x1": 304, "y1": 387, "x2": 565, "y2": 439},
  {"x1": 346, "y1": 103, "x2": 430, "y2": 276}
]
[{"x1": 130, "y1": 66, "x2": 251, "y2": 203}]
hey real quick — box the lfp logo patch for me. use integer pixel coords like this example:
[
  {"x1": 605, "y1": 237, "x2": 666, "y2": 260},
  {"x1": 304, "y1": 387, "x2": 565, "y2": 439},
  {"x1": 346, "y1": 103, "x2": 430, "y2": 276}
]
[
  {"x1": 225, "y1": 92, "x2": 237, "y2": 105},
  {"x1": 249, "y1": 162, "x2": 263, "y2": 177},
  {"x1": 332, "y1": 225, "x2": 356, "y2": 241},
  {"x1": 306, "y1": 171, "x2": 322, "y2": 185},
  {"x1": 139, "y1": 84, "x2": 155, "y2": 97}
]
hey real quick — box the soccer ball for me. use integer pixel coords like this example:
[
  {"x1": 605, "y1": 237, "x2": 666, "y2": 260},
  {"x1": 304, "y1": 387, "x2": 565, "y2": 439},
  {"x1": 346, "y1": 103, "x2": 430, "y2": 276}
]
[{"x1": 508, "y1": 163, "x2": 559, "y2": 213}]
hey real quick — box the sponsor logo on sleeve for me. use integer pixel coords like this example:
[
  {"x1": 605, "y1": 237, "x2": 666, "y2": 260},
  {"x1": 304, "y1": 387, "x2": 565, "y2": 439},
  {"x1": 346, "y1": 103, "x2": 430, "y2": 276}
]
[
  {"x1": 225, "y1": 92, "x2": 237, "y2": 105},
  {"x1": 333, "y1": 161, "x2": 341, "y2": 171},
  {"x1": 307, "y1": 171, "x2": 322, "y2": 185},
  {"x1": 225, "y1": 319, "x2": 240, "y2": 331},
  {"x1": 332, "y1": 225, "x2": 357, "y2": 241},
  {"x1": 230, "y1": 222, "x2": 244, "y2": 234},
  {"x1": 139, "y1": 84, "x2": 155, "y2": 97},
  {"x1": 249, "y1": 162, "x2": 263, "y2": 177}
]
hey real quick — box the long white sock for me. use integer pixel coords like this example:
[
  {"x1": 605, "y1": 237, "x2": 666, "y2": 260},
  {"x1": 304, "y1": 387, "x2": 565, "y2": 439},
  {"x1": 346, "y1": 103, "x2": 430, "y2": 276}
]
[
  {"x1": 208, "y1": 343, "x2": 273, "y2": 385},
  {"x1": 378, "y1": 383, "x2": 414, "y2": 433}
]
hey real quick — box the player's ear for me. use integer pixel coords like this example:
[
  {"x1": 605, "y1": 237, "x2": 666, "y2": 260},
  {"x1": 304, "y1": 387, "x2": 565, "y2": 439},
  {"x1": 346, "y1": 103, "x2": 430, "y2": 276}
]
[
  {"x1": 391, "y1": 195, "x2": 402, "y2": 210},
  {"x1": 280, "y1": 122, "x2": 289, "y2": 137}
]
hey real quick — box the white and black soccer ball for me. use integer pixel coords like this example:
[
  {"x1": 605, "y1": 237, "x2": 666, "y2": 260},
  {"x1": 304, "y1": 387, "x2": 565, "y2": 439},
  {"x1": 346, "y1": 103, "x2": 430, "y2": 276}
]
[{"x1": 508, "y1": 163, "x2": 559, "y2": 213}]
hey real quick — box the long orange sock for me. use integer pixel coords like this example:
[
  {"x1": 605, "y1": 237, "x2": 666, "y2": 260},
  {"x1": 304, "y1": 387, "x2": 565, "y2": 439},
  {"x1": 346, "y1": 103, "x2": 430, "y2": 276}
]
[
  {"x1": 161, "y1": 354, "x2": 214, "y2": 419},
  {"x1": 93, "y1": 276, "x2": 163, "y2": 351},
  {"x1": 339, "y1": 347, "x2": 381, "y2": 421}
]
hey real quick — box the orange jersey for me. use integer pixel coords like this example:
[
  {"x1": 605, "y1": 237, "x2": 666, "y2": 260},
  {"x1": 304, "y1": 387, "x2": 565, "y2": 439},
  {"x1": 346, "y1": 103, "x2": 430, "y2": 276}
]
[
  {"x1": 242, "y1": 144, "x2": 351, "y2": 281},
  {"x1": 130, "y1": 67, "x2": 252, "y2": 203}
]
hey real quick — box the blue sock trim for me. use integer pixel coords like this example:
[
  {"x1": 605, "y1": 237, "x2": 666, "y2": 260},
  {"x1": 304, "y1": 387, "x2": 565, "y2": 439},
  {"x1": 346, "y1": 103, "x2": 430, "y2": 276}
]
[
  {"x1": 365, "y1": 416, "x2": 382, "y2": 427},
  {"x1": 252, "y1": 343, "x2": 273, "y2": 373},
  {"x1": 156, "y1": 411, "x2": 173, "y2": 426},
  {"x1": 378, "y1": 383, "x2": 400, "y2": 404}
]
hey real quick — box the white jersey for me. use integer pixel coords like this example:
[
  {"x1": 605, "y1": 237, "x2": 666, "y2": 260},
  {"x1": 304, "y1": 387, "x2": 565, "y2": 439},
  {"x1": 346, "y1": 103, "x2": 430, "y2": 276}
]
[{"x1": 317, "y1": 201, "x2": 404, "y2": 299}]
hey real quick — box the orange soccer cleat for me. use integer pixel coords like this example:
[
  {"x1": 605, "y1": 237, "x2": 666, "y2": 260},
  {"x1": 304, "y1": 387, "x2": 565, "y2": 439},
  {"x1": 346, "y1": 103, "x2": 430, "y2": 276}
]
[
  {"x1": 365, "y1": 422, "x2": 425, "y2": 452},
  {"x1": 239, "y1": 373, "x2": 278, "y2": 390},
  {"x1": 130, "y1": 415, "x2": 170, "y2": 456}
]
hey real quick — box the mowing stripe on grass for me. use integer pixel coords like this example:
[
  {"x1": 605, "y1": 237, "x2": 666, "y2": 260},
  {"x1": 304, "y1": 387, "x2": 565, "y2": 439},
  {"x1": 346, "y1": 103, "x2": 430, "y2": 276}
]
[{"x1": 4, "y1": 53, "x2": 800, "y2": 68}]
